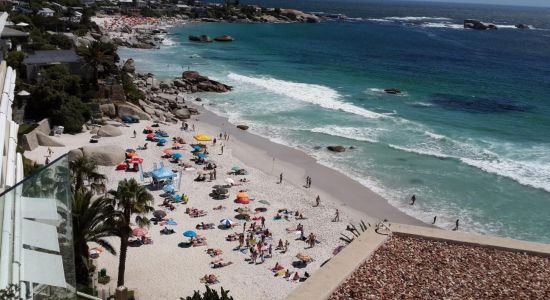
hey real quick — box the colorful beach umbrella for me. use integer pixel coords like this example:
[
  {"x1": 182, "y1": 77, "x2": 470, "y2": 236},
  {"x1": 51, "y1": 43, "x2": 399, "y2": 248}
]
[
  {"x1": 158, "y1": 138, "x2": 167, "y2": 143},
  {"x1": 198, "y1": 154, "x2": 207, "y2": 159},
  {"x1": 163, "y1": 148, "x2": 173, "y2": 155},
  {"x1": 183, "y1": 230, "x2": 197, "y2": 238},
  {"x1": 126, "y1": 149, "x2": 136, "y2": 153},
  {"x1": 192, "y1": 145, "x2": 202, "y2": 150},
  {"x1": 146, "y1": 133, "x2": 155, "y2": 139},
  {"x1": 220, "y1": 219, "x2": 233, "y2": 226},
  {"x1": 131, "y1": 157, "x2": 144, "y2": 164},
  {"x1": 166, "y1": 219, "x2": 177, "y2": 225},
  {"x1": 172, "y1": 153, "x2": 183, "y2": 159},
  {"x1": 132, "y1": 227, "x2": 148, "y2": 237},
  {"x1": 127, "y1": 152, "x2": 139, "y2": 158},
  {"x1": 194, "y1": 134, "x2": 212, "y2": 141}
]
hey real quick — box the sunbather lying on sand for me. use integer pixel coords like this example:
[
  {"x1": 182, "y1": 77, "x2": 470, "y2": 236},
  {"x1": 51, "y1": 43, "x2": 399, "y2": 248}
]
[
  {"x1": 200, "y1": 274, "x2": 218, "y2": 285},
  {"x1": 271, "y1": 262, "x2": 284, "y2": 272},
  {"x1": 207, "y1": 248, "x2": 223, "y2": 257},
  {"x1": 213, "y1": 205, "x2": 226, "y2": 210},
  {"x1": 212, "y1": 261, "x2": 233, "y2": 269}
]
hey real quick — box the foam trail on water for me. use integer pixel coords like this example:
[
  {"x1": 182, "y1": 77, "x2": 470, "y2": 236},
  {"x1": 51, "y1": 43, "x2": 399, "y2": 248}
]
[
  {"x1": 227, "y1": 73, "x2": 386, "y2": 119},
  {"x1": 311, "y1": 126, "x2": 381, "y2": 143}
]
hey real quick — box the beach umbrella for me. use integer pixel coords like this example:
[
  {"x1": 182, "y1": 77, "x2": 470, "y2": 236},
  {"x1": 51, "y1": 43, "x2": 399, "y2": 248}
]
[
  {"x1": 163, "y1": 148, "x2": 173, "y2": 155},
  {"x1": 126, "y1": 149, "x2": 136, "y2": 153},
  {"x1": 17, "y1": 90, "x2": 30, "y2": 96},
  {"x1": 255, "y1": 207, "x2": 267, "y2": 212},
  {"x1": 231, "y1": 166, "x2": 241, "y2": 171},
  {"x1": 16, "y1": 22, "x2": 29, "y2": 27},
  {"x1": 163, "y1": 184, "x2": 175, "y2": 193},
  {"x1": 158, "y1": 138, "x2": 167, "y2": 143},
  {"x1": 146, "y1": 133, "x2": 155, "y2": 139},
  {"x1": 172, "y1": 153, "x2": 183, "y2": 159},
  {"x1": 194, "y1": 134, "x2": 212, "y2": 141},
  {"x1": 258, "y1": 200, "x2": 271, "y2": 205},
  {"x1": 166, "y1": 219, "x2": 177, "y2": 226},
  {"x1": 132, "y1": 227, "x2": 148, "y2": 237},
  {"x1": 225, "y1": 178, "x2": 235, "y2": 185},
  {"x1": 153, "y1": 210, "x2": 167, "y2": 219},
  {"x1": 192, "y1": 145, "x2": 202, "y2": 150},
  {"x1": 131, "y1": 157, "x2": 144, "y2": 164},
  {"x1": 220, "y1": 219, "x2": 233, "y2": 226},
  {"x1": 183, "y1": 230, "x2": 197, "y2": 238},
  {"x1": 198, "y1": 154, "x2": 207, "y2": 159}
]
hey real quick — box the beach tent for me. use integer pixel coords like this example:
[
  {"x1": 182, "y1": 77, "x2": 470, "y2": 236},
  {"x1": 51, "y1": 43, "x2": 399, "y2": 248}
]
[
  {"x1": 151, "y1": 166, "x2": 176, "y2": 180},
  {"x1": 236, "y1": 192, "x2": 250, "y2": 204},
  {"x1": 194, "y1": 134, "x2": 212, "y2": 141}
]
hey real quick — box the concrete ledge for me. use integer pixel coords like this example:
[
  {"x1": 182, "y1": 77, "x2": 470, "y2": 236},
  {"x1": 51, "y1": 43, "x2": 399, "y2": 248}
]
[
  {"x1": 286, "y1": 229, "x2": 388, "y2": 300},
  {"x1": 391, "y1": 223, "x2": 550, "y2": 257}
]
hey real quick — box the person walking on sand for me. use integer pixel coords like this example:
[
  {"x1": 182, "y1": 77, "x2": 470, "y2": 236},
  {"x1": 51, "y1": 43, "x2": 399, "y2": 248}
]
[
  {"x1": 305, "y1": 176, "x2": 309, "y2": 188},
  {"x1": 453, "y1": 219, "x2": 459, "y2": 231},
  {"x1": 261, "y1": 216, "x2": 265, "y2": 228},
  {"x1": 213, "y1": 138, "x2": 217, "y2": 145},
  {"x1": 333, "y1": 209, "x2": 340, "y2": 222},
  {"x1": 410, "y1": 194, "x2": 416, "y2": 205},
  {"x1": 432, "y1": 216, "x2": 437, "y2": 224},
  {"x1": 192, "y1": 124, "x2": 195, "y2": 131},
  {"x1": 45, "y1": 157, "x2": 50, "y2": 165},
  {"x1": 47, "y1": 147, "x2": 53, "y2": 156},
  {"x1": 220, "y1": 145, "x2": 224, "y2": 155},
  {"x1": 213, "y1": 168, "x2": 217, "y2": 180},
  {"x1": 219, "y1": 133, "x2": 223, "y2": 139},
  {"x1": 314, "y1": 195, "x2": 320, "y2": 207},
  {"x1": 308, "y1": 177, "x2": 312, "y2": 188},
  {"x1": 133, "y1": 130, "x2": 136, "y2": 138},
  {"x1": 279, "y1": 173, "x2": 283, "y2": 184}
]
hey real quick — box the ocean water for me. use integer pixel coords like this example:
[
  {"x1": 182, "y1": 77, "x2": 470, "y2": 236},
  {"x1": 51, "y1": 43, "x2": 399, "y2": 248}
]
[{"x1": 119, "y1": 1, "x2": 550, "y2": 243}]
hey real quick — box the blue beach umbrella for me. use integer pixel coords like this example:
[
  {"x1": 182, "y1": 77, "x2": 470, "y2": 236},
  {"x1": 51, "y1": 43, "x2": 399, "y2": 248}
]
[
  {"x1": 198, "y1": 154, "x2": 207, "y2": 159},
  {"x1": 183, "y1": 230, "x2": 197, "y2": 238},
  {"x1": 163, "y1": 184, "x2": 175, "y2": 193},
  {"x1": 172, "y1": 153, "x2": 183, "y2": 159},
  {"x1": 158, "y1": 138, "x2": 167, "y2": 144},
  {"x1": 166, "y1": 219, "x2": 177, "y2": 226},
  {"x1": 220, "y1": 219, "x2": 233, "y2": 226},
  {"x1": 192, "y1": 145, "x2": 202, "y2": 150}
]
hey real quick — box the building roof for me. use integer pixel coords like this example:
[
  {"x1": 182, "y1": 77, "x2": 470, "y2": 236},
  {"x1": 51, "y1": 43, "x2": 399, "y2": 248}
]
[
  {"x1": 39, "y1": 8, "x2": 55, "y2": 13},
  {"x1": 1, "y1": 27, "x2": 30, "y2": 38},
  {"x1": 23, "y1": 50, "x2": 80, "y2": 65}
]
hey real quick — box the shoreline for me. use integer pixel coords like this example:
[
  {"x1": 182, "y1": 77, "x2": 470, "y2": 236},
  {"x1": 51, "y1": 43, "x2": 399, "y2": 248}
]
[{"x1": 188, "y1": 101, "x2": 427, "y2": 227}]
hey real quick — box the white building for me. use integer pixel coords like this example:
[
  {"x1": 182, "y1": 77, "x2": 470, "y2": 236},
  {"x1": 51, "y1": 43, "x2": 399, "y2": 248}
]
[{"x1": 37, "y1": 7, "x2": 55, "y2": 17}]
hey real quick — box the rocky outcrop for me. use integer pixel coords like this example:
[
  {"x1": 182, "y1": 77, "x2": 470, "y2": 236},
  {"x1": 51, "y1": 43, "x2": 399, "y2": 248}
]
[
  {"x1": 20, "y1": 119, "x2": 57, "y2": 151},
  {"x1": 36, "y1": 133, "x2": 65, "y2": 147},
  {"x1": 174, "y1": 108, "x2": 191, "y2": 119},
  {"x1": 116, "y1": 102, "x2": 151, "y2": 120},
  {"x1": 180, "y1": 71, "x2": 232, "y2": 93},
  {"x1": 384, "y1": 88, "x2": 401, "y2": 95},
  {"x1": 81, "y1": 145, "x2": 126, "y2": 166},
  {"x1": 515, "y1": 24, "x2": 530, "y2": 29},
  {"x1": 236, "y1": 125, "x2": 249, "y2": 130},
  {"x1": 122, "y1": 58, "x2": 136, "y2": 73},
  {"x1": 97, "y1": 125, "x2": 123, "y2": 137},
  {"x1": 214, "y1": 35, "x2": 234, "y2": 42},
  {"x1": 68, "y1": 148, "x2": 84, "y2": 161},
  {"x1": 327, "y1": 146, "x2": 346, "y2": 153},
  {"x1": 280, "y1": 9, "x2": 320, "y2": 23},
  {"x1": 99, "y1": 103, "x2": 116, "y2": 118},
  {"x1": 464, "y1": 19, "x2": 498, "y2": 30}
]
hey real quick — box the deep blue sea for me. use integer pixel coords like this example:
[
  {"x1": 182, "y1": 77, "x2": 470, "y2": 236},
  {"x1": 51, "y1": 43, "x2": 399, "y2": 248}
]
[{"x1": 120, "y1": 0, "x2": 550, "y2": 243}]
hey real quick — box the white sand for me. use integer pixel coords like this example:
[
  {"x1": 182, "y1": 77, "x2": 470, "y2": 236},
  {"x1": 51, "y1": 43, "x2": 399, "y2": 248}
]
[{"x1": 25, "y1": 119, "x2": 370, "y2": 300}]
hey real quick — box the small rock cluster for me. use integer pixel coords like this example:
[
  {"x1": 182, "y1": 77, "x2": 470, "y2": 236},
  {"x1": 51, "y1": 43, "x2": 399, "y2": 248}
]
[{"x1": 329, "y1": 235, "x2": 550, "y2": 299}]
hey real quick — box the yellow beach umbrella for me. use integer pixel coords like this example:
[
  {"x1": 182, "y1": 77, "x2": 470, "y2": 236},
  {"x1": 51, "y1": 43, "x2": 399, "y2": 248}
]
[{"x1": 194, "y1": 134, "x2": 213, "y2": 141}]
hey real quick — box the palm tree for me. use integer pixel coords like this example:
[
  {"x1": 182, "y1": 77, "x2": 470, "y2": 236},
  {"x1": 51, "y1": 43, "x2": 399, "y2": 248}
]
[
  {"x1": 77, "y1": 41, "x2": 119, "y2": 85},
  {"x1": 72, "y1": 189, "x2": 121, "y2": 285},
  {"x1": 69, "y1": 156, "x2": 106, "y2": 194},
  {"x1": 109, "y1": 178, "x2": 154, "y2": 287}
]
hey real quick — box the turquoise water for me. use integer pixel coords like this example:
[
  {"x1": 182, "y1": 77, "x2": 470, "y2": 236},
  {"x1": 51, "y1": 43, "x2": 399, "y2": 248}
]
[{"x1": 120, "y1": 1, "x2": 550, "y2": 242}]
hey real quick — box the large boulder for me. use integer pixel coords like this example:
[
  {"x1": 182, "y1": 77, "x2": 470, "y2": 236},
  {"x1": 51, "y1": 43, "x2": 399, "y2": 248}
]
[
  {"x1": 180, "y1": 71, "x2": 232, "y2": 93},
  {"x1": 173, "y1": 79, "x2": 186, "y2": 87},
  {"x1": 116, "y1": 103, "x2": 151, "y2": 120},
  {"x1": 173, "y1": 108, "x2": 191, "y2": 119},
  {"x1": 99, "y1": 103, "x2": 116, "y2": 118},
  {"x1": 36, "y1": 132, "x2": 65, "y2": 147},
  {"x1": 82, "y1": 145, "x2": 126, "y2": 166},
  {"x1": 68, "y1": 148, "x2": 84, "y2": 161},
  {"x1": 97, "y1": 125, "x2": 123, "y2": 137},
  {"x1": 122, "y1": 58, "x2": 136, "y2": 73},
  {"x1": 327, "y1": 145, "x2": 346, "y2": 153}
]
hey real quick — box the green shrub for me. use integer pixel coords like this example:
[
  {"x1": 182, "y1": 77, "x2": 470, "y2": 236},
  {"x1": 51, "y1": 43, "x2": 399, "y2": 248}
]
[
  {"x1": 182, "y1": 286, "x2": 234, "y2": 300},
  {"x1": 120, "y1": 73, "x2": 144, "y2": 104}
]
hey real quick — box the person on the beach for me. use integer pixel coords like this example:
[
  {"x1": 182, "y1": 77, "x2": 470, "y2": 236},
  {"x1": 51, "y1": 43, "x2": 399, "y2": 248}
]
[
  {"x1": 309, "y1": 177, "x2": 312, "y2": 188},
  {"x1": 261, "y1": 216, "x2": 265, "y2": 228},
  {"x1": 410, "y1": 194, "x2": 416, "y2": 205},
  {"x1": 47, "y1": 147, "x2": 53, "y2": 156},
  {"x1": 268, "y1": 243, "x2": 273, "y2": 257},
  {"x1": 276, "y1": 239, "x2": 284, "y2": 250},
  {"x1": 133, "y1": 130, "x2": 136, "y2": 138},
  {"x1": 213, "y1": 138, "x2": 217, "y2": 145},
  {"x1": 219, "y1": 133, "x2": 223, "y2": 139},
  {"x1": 192, "y1": 124, "x2": 195, "y2": 131},
  {"x1": 284, "y1": 240, "x2": 290, "y2": 252},
  {"x1": 308, "y1": 233, "x2": 316, "y2": 248},
  {"x1": 293, "y1": 272, "x2": 300, "y2": 281},
  {"x1": 314, "y1": 195, "x2": 320, "y2": 207},
  {"x1": 454, "y1": 219, "x2": 459, "y2": 231},
  {"x1": 305, "y1": 176, "x2": 310, "y2": 188},
  {"x1": 432, "y1": 216, "x2": 437, "y2": 224},
  {"x1": 243, "y1": 221, "x2": 247, "y2": 234},
  {"x1": 333, "y1": 209, "x2": 340, "y2": 222},
  {"x1": 279, "y1": 173, "x2": 283, "y2": 184},
  {"x1": 45, "y1": 157, "x2": 50, "y2": 164},
  {"x1": 238, "y1": 234, "x2": 244, "y2": 249},
  {"x1": 220, "y1": 145, "x2": 224, "y2": 154}
]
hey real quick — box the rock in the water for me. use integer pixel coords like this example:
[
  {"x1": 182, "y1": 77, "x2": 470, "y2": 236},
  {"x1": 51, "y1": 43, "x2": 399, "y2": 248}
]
[
  {"x1": 195, "y1": 97, "x2": 202, "y2": 102},
  {"x1": 313, "y1": 146, "x2": 321, "y2": 150},
  {"x1": 464, "y1": 19, "x2": 498, "y2": 30},
  {"x1": 214, "y1": 35, "x2": 234, "y2": 42},
  {"x1": 236, "y1": 125, "x2": 249, "y2": 130},
  {"x1": 384, "y1": 88, "x2": 401, "y2": 95},
  {"x1": 515, "y1": 24, "x2": 530, "y2": 29},
  {"x1": 97, "y1": 125, "x2": 123, "y2": 137},
  {"x1": 36, "y1": 132, "x2": 65, "y2": 147},
  {"x1": 327, "y1": 145, "x2": 346, "y2": 153},
  {"x1": 82, "y1": 145, "x2": 126, "y2": 166},
  {"x1": 180, "y1": 71, "x2": 232, "y2": 93},
  {"x1": 122, "y1": 58, "x2": 136, "y2": 73},
  {"x1": 189, "y1": 35, "x2": 212, "y2": 42}
]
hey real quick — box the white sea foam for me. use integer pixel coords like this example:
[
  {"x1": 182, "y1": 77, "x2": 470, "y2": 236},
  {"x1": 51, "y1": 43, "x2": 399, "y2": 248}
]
[
  {"x1": 385, "y1": 16, "x2": 453, "y2": 21},
  {"x1": 227, "y1": 73, "x2": 386, "y2": 119},
  {"x1": 420, "y1": 22, "x2": 465, "y2": 29},
  {"x1": 408, "y1": 101, "x2": 434, "y2": 107},
  {"x1": 424, "y1": 131, "x2": 447, "y2": 140},
  {"x1": 161, "y1": 36, "x2": 176, "y2": 46},
  {"x1": 311, "y1": 126, "x2": 381, "y2": 143},
  {"x1": 388, "y1": 144, "x2": 452, "y2": 159}
]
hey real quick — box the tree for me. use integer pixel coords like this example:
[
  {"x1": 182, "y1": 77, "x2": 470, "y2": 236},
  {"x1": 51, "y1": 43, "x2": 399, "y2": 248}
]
[
  {"x1": 182, "y1": 286, "x2": 234, "y2": 300},
  {"x1": 72, "y1": 189, "x2": 120, "y2": 285},
  {"x1": 69, "y1": 156, "x2": 106, "y2": 193},
  {"x1": 77, "y1": 41, "x2": 119, "y2": 85},
  {"x1": 108, "y1": 178, "x2": 154, "y2": 287}
]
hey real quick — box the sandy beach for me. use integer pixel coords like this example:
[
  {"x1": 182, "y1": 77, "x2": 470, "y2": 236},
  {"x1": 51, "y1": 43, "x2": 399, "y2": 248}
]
[{"x1": 25, "y1": 101, "x2": 426, "y2": 299}]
